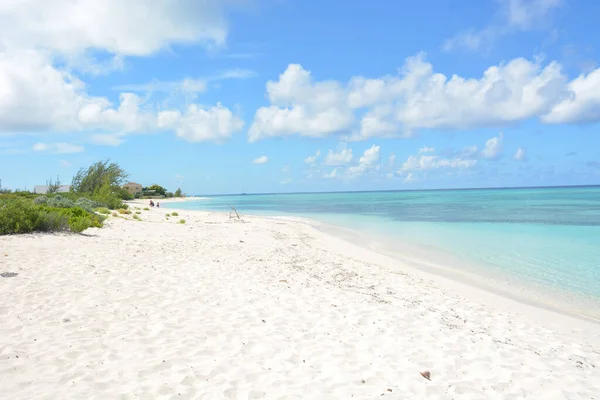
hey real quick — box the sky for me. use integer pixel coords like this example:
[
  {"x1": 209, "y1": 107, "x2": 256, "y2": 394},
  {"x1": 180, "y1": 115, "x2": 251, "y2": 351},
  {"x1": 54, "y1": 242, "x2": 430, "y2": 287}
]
[{"x1": 0, "y1": 0, "x2": 599, "y2": 195}]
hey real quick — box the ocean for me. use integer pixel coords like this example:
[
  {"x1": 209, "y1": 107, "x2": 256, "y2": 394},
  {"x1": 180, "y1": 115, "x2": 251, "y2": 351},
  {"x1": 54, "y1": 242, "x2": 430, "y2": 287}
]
[{"x1": 166, "y1": 186, "x2": 600, "y2": 320}]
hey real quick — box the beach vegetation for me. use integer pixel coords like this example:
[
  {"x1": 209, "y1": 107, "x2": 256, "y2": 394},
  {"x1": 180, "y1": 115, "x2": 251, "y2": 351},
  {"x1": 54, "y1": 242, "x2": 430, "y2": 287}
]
[
  {"x1": 132, "y1": 214, "x2": 141, "y2": 221},
  {"x1": 171, "y1": 212, "x2": 179, "y2": 216},
  {"x1": 95, "y1": 207, "x2": 111, "y2": 215},
  {"x1": 174, "y1": 188, "x2": 182, "y2": 197},
  {"x1": 135, "y1": 211, "x2": 141, "y2": 214},
  {"x1": 179, "y1": 219, "x2": 186, "y2": 224},
  {"x1": 117, "y1": 208, "x2": 130, "y2": 215},
  {"x1": 46, "y1": 176, "x2": 61, "y2": 194},
  {"x1": 165, "y1": 213, "x2": 171, "y2": 217},
  {"x1": 143, "y1": 207, "x2": 149, "y2": 211},
  {"x1": 143, "y1": 184, "x2": 167, "y2": 197},
  {"x1": 0, "y1": 197, "x2": 104, "y2": 235}
]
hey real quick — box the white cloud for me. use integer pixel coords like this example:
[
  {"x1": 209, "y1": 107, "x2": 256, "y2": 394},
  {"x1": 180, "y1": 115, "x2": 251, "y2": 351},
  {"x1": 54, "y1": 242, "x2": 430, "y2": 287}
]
[
  {"x1": 33, "y1": 142, "x2": 84, "y2": 154},
  {"x1": 443, "y1": 0, "x2": 563, "y2": 52},
  {"x1": 249, "y1": 53, "x2": 590, "y2": 141},
  {"x1": 281, "y1": 165, "x2": 290, "y2": 173},
  {"x1": 418, "y1": 146, "x2": 435, "y2": 154},
  {"x1": 399, "y1": 154, "x2": 477, "y2": 174},
  {"x1": 304, "y1": 150, "x2": 321, "y2": 164},
  {"x1": 248, "y1": 64, "x2": 354, "y2": 142},
  {"x1": 253, "y1": 155, "x2": 268, "y2": 164},
  {"x1": 388, "y1": 152, "x2": 396, "y2": 166},
  {"x1": 481, "y1": 132, "x2": 504, "y2": 159},
  {"x1": 89, "y1": 133, "x2": 125, "y2": 146},
  {"x1": 324, "y1": 168, "x2": 339, "y2": 179},
  {"x1": 514, "y1": 147, "x2": 527, "y2": 161},
  {"x1": 542, "y1": 68, "x2": 600, "y2": 124},
  {"x1": 348, "y1": 145, "x2": 380, "y2": 176},
  {"x1": 504, "y1": 0, "x2": 563, "y2": 30},
  {"x1": 0, "y1": 0, "x2": 239, "y2": 57},
  {"x1": 113, "y1": 69, "x2": 257, "y2": 93},
  {"x1": 59, "y1": 159, "x2": 72, "y2": 168},
  {"x1": 0, "y1": 50, "x2": 244, "y2": 142},
  {"x1": 0, "y1": 2, "x2": 246, "y2": 144},
  {"x1": 113, "y1": 79, "x2": 208, "y2": 93},
  {"x1": 280, "y1": 177, "x2": 292, "y2": 185},
  {"x1": 158, "y1": 103, "x2": 245, "y2": 143},
  {"x1": 324, "y1": 148, "x2": 353, "y2": 166},
  {"x1": 403, "y1": 173, "x2": 417, "y2": 183}
]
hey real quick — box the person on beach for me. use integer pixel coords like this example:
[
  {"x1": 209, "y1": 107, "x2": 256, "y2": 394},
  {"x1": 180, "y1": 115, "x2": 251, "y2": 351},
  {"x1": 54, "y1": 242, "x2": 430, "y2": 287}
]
[
  {"x1": 156, "y1": 202, "x2": 160, "y2": 208},
  {"x1": 149, "y1": 200, "x2": 154, "y2": 207}
]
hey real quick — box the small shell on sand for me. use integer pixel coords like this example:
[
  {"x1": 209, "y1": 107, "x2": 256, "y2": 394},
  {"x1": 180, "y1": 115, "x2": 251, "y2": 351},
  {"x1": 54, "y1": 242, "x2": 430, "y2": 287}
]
[{"x1": 420, "y1": 371, "x2": 431, "y2": 380}]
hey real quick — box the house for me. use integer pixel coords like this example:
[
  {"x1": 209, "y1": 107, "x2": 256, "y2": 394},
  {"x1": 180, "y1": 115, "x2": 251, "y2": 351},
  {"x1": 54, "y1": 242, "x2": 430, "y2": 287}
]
[
  {"x1": 122, "y1": 182, "x2": 143, "y2": 195},
  {"x1": 33, "y1": 185, "x2": 71, "y2": 194}
]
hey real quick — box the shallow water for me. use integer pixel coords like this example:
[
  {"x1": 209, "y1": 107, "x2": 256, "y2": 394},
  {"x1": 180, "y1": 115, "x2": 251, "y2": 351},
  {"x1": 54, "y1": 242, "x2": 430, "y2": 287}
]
[{"x1": 167, "y1": 187, "x2": 600, "y2": 319}]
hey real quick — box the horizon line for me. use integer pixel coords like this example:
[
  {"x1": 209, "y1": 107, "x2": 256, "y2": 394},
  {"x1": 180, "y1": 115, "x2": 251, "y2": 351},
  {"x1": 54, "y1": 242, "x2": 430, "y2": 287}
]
[{"x1": 195, "y1": 183, "x2": 600, "y2": 197}]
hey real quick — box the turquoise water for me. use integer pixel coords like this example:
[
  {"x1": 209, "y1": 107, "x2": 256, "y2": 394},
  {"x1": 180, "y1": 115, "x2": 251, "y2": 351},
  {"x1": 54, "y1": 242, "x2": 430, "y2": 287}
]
[{"x1": 167, "y1": 187, "x2": 600, "y2": 319}]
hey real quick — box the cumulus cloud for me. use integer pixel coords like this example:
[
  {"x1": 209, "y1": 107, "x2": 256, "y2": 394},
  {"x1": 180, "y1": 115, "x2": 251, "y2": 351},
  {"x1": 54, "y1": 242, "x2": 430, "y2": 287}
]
[
  {"x1": 304, "y1": 150, "x2": 321, "y2": 164},
  {"x1": 248, "y1": 64, "x2": 354, "y2": 142},
  {"x1": 0, "y1": 0, "x2": 240, "y2": 57},
  {"x1": 0, "y1": 1, "x2": 245, "y2": 144},
  {"x1": 541, "y1": 68, "x2": 600, "y2": 124},
  {"x1": 248, "y1": 52, "x2": 600, "y2": 141},
  {"x1": 481, "y1": 132, "x2": 504, "y2": 159},
  {"x1": 33, "y1": 142, "x2": 84, "y2": 154},
  {"x1": 0, "y1": 50, "x2": 245, "y2": 142},
  {"x1": 395, "y1": 132, "x2": 516, "y2": 182},
  {"x1": 348, "y1": 145, "x2": 380, "y2": 176},
  {"x1": 514, "y1": 147, "x2": 527, "y2": 161},
  {"x1": 252, "y1": 155, "x2": 268, "y2": 164},
  {"x1": 158, "y1": 103, "x2": 245, "y2": 143},
  {"x1": 324, "y1": 148, "x2": 353, "y2": 166},
  {"x1": 59, "y1": 159, "x2": 72, "y2": 167}
]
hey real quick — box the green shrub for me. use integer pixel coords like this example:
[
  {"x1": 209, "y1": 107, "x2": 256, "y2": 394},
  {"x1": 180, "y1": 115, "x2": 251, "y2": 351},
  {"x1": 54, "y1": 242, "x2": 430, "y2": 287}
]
[
  {"x1": 95, "y1": 207, "x2": 111, "y2": 215},
  {"x1": 68, "y1": 215, "x2": 93, "y2": 233},
  {"x1": 0, "y1": 199, "x2": 102, "y2": 235},
  {"x1": 143, "y1": 207, "x2": 149, "y2": 211},
  {"x1": 33, "y1": 195, "x2": 48, "y2": 205},
  {"x1": 132, "y1": 214, "x2": 141, "y2": 221},
  {"x1": 179, "y1": 219, "x2": 185, "y2": 224},
  {"x1": 171, "y1": 212, "x2": 179, "y2": 216},
  {"x1": 117, "y1": 208, "x2": 130, "y2": 215},
  {"x1": 38, "y1": 211, "x2": 70, "y2": 232},
  {"x1": 0, "y1": 198, "x2": 45, "y2": 234},
  {"x1": 47, "y1": 195, "x2": 75, "y2": 208}
]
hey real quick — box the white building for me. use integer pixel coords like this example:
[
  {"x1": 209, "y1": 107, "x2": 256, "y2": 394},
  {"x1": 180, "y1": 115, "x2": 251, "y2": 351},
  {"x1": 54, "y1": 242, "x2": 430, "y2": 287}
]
[{"x1": 33, "y1": 185, "x2": 72, "y2": 194}]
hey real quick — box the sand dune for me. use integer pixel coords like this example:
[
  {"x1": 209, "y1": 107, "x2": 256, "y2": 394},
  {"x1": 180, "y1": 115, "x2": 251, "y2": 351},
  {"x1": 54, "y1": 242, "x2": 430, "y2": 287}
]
[{"x1": 1, "y1": 206, "x2": 599, "y2": 399}]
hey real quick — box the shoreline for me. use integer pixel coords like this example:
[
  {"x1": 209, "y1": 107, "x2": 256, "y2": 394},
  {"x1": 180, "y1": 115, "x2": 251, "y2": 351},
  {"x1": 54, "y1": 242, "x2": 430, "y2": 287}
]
[
  {"x1": 162, "y1": 203, "x2": 600, "y2": 327},
  {"x1": 2, "y1": 205, "x2": 599, "y2": 398}
]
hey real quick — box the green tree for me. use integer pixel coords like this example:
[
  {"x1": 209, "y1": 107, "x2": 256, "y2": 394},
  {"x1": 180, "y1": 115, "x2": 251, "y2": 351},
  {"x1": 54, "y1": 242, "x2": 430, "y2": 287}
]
[
  {"x1": 71, "y1": 160, "x2": 129, "y2": 194},
  {"x1": 174, "y1": 188, "x2": 182, "y2": 197},
  {"x1": 146, "y1": 184, "x2": 167, "y2": 197},
  {"x1": 46, "y1": 176, "x2": 61, "y2": 194}
]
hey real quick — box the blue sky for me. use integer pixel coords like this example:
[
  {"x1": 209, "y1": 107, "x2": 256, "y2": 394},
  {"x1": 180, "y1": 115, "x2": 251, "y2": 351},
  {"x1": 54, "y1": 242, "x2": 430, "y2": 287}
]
[{"x1": 0, "y1": 0, "x2": 599, "y2": 195}]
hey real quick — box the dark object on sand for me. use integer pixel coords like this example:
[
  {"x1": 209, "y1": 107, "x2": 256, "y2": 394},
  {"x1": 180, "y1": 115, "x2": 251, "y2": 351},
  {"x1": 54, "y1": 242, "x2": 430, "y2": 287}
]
[
  {"x1": 1, "y1": 272, "x2": 18, "y2": 278},
  {"x1": 420, "y1": 371, "x2": 431, "y2": 380}
]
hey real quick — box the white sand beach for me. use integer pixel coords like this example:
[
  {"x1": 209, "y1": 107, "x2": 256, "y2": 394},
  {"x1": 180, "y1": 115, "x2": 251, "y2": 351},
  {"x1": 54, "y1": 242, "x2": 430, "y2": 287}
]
[{"x1": 1, "y1": 204, "x2": 599, "y2": 399}]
